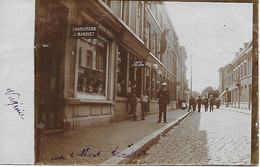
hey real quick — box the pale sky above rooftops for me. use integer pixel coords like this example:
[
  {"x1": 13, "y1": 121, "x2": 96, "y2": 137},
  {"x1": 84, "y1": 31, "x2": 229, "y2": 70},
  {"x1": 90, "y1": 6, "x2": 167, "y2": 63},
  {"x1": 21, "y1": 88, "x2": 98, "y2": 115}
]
[{"x1": 165, "y1": 2, "x2": 253, "y2": 93}]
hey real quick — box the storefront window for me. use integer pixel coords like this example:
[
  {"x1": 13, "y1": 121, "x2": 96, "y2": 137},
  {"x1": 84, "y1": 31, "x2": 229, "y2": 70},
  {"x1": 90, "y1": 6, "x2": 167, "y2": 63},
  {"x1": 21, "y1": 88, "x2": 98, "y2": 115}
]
[
  {"x1": 117, "y1": 46, "x2": 127, "y2": 97},
  {"x1": 145, "y1": 67, "x2": 150, "y2": 94},
  {"x1": 151, "y1": 69, "x2": 160, "y2": 100},
  {"x1": 151, "y1": 69, "x2": 155, "y2": 99},
  {"x1": 129, "y1": 54, "x2": 142, "y2": 98},
  {"x1": 77, "y1": 38, "x2": 107, "y2": 97}
]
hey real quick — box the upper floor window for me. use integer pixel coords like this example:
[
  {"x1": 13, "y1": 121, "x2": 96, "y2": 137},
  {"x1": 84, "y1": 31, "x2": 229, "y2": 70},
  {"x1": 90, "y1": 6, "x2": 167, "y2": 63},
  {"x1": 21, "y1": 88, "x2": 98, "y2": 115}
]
[
  {"x1": 248, "y1": 57, "x2": 252, "y2": 75},
  {"x1": 121, "y1": 0, "x2": 130, "y2": 25},
  {"x1": 136, "y1": 1, "x2": 143, "y2": 38},
  {"x1": 152, "y1": 31, "x2": 157, "y2": 56},
  {"x1": 146, "y1": 22, "x2": 151, "y2": 49},
  {"x1": 244, "y1": 61, "x2": 247, "y2": 76}
]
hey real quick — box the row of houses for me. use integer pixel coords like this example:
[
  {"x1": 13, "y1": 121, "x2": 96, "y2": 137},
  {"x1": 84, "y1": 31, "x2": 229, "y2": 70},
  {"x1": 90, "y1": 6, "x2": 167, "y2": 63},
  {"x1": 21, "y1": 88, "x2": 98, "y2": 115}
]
[
  {"x1": 218, "y1": 41, "x2": 252, "y2": 109},
  {"x1": 35, "y1": 0, "x2": 188, "y2": 131}
]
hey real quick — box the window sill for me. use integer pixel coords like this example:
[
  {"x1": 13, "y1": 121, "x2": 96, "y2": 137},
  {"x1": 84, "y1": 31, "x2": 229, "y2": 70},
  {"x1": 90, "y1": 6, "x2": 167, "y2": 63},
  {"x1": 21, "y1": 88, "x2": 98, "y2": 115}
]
[
  {"x1": 59, "y1": 98, "x2": 113, "y2": 105},
  {"x1": 77, "y1": 92, "x2": 106, "y2": 100}
]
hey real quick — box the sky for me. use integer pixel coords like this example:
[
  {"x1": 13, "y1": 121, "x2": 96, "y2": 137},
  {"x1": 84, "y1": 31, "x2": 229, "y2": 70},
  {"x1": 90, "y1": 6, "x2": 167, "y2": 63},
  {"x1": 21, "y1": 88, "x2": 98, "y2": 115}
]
[{"x1": 165, "y1": 2, "x2": 253, "y2": 93}]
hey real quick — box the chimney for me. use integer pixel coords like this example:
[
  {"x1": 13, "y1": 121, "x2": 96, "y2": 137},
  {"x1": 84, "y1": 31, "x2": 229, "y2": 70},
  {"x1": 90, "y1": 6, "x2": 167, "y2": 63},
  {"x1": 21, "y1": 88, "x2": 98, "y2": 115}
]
[
  {"x1": 244, "y1": 43, "x2": 249, "y2": 48},
  {"x1": 236, "y1": 52, "x2": 239, "y2": 56},
  {"x1": 239, "y1": 48, "x2": 243, "y2": 52}
]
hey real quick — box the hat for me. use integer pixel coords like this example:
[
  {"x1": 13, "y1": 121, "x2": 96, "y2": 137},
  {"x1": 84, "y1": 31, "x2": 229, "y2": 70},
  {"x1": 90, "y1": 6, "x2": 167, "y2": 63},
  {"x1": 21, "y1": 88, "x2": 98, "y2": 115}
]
[{"x1": 162, "y1": 82, "x2": 167, "y2": 86}]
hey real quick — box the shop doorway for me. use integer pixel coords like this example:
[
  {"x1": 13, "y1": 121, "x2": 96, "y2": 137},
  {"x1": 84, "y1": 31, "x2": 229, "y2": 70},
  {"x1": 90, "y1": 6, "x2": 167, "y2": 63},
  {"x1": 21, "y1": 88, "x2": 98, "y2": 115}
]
[{"x1": 35, "y1": 1, "x2": 68, "y2": 130}]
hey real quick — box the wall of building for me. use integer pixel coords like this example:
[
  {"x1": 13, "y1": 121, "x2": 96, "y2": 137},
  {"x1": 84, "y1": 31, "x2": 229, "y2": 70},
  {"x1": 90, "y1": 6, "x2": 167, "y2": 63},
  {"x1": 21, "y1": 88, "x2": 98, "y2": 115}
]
[{"x1": 219, "y1": 41, "x2": 252, "y2": 110}]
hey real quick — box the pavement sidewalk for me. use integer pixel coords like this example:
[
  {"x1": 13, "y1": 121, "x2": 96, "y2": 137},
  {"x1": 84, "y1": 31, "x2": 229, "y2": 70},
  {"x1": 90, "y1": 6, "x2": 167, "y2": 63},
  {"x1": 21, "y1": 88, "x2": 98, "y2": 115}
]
[
  {"x1": 219, "y1": 106, "x2": 251, "y2": 115},
  {"x1": 37, "y1": 109, "x2": 190, "y2": 165}
]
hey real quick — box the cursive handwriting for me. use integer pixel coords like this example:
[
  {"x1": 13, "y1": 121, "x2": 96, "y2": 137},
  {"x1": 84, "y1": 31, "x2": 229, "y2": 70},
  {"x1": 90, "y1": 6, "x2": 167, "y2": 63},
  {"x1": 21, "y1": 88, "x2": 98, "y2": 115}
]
[
  {"x1": 111, "y1": 146, "x2": 131, "y2": 158},
  {"x1": 72, "y1": 147, "x2": 101, "y2": 158},
  {"x1": 51, "y1": 146, "x2": 147, "y2": 160},
  {"x1": 5, "y1": 88, "x2": 25, "y2": 120},
  {"x1": 52, "y1": 148, "x2": 101, "y2": 161},
  {"x1": 51, "y1": 155, "x2": 66, "y2": 160},
  {"x1": 111, "y1": 146, "x2": 147, "y2": 158}
]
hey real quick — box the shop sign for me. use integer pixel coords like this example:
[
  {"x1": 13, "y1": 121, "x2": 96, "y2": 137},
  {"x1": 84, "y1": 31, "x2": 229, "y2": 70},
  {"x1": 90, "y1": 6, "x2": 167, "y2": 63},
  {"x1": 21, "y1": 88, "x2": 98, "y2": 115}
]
[
  {"x1": 70, "y1": 25, "x2": 98, "y2": 39},
  {"x1": 132, "y1": 60, "x2": 145, "y2": 67}
]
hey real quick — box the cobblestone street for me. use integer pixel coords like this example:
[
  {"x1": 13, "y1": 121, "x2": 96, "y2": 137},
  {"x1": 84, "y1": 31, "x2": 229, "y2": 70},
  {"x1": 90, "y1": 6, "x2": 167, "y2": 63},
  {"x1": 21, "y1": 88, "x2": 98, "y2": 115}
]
[{"x1": 132, "y1": 107, "x2": 251, "y2": 165}]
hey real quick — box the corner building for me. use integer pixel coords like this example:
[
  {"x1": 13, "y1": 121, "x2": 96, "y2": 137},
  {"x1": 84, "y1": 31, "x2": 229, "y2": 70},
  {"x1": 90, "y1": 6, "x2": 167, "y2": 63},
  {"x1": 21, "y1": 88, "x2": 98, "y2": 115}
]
[
  {"x1": 35, "y1": 0, "x2": 188, "y2": 131},
  {"x1": 218, "y1": 41, "x2": 252, "y2": 109}
]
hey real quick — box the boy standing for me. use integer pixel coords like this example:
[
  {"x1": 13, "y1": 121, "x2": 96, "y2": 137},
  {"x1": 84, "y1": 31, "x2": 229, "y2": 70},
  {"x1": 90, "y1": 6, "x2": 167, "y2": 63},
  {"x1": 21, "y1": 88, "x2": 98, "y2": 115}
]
[{"x1": 140, "y1": 90, "x2": 149, "y2": 120}]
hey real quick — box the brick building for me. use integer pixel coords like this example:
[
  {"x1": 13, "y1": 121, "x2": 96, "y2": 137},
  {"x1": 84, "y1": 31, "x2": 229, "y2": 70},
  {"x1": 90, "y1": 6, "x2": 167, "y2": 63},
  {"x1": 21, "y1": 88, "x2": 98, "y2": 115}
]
[
  {"x1": 218, "y1": 41, "x2": 252, "y2": 109},
  {"x1": 35, "y1": 0, "x2": 188, "y2": 131}
]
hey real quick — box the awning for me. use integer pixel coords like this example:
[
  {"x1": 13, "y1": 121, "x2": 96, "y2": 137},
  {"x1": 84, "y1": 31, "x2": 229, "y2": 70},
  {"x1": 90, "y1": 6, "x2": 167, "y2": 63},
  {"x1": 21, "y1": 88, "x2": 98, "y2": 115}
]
[{"x1": 219, "y1": 90, "x2": 227, "y2": 98}]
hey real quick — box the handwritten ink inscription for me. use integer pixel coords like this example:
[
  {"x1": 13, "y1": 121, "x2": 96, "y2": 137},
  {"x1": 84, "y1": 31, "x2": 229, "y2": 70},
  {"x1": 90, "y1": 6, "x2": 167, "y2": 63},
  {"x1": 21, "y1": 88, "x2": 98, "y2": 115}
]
[
  {"x1": 5, "y1": 88, "x2": 25, "y2": 120},
  {"x1": 51, "y1": 146, "x2": 147, "y2": 160}
]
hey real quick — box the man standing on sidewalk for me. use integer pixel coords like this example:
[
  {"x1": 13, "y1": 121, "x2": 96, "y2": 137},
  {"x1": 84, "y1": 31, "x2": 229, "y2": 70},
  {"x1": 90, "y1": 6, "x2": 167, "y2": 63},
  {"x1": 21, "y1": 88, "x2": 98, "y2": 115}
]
[
  {"x1": 157, "y1": 82, "x2": 169, "y2": 123},
  {"x1": 128, "y1": 86, "x2": 138, "y2": 121}
]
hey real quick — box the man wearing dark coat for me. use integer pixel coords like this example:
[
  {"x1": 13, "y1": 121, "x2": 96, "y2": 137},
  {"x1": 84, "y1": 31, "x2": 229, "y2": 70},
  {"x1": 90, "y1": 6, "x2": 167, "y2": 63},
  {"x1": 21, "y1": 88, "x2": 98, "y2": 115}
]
[
  {"x1": 192, "y1": 97, "x2": 197, "y2": 113},
  {"x1": 188, "y1": 96, "x2": 194, "y2": 112},
  {"x1": 157, "y1": 82, "x2": 169, "y2": 123},
  {"x1": 196, "y1": 96, "x2": 202, "y2": 112},
  {"x1": 203, "y1": 95, "x2": 209, "y2": 112}
]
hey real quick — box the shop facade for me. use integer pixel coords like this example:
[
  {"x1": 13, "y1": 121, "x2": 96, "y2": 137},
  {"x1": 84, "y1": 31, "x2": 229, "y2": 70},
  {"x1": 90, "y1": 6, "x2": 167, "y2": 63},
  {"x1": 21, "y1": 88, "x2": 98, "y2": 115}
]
[{"x1": 35, "y1": 0, "x2": 188, "y2": 131}]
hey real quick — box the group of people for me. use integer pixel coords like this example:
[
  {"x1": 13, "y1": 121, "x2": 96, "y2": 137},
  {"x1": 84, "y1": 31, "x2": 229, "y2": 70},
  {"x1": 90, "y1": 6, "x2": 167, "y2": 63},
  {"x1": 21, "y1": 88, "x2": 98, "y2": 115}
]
[
  {"x1": 186, "y1": 95, "x2": 220, "y2": 113},
  {"x1": 128, "y1": 82, "x2": 221, "y2": 123},
  {"x1": 128, "y1": 82, "x2": 169, "y2": 123}
]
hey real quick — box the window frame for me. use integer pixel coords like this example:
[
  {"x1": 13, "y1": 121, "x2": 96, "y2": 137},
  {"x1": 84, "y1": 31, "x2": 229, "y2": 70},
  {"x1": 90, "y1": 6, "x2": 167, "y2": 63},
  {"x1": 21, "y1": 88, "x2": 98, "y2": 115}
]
[{"x1": 76, "y1": 37, "x2": 109, "y2": 100}]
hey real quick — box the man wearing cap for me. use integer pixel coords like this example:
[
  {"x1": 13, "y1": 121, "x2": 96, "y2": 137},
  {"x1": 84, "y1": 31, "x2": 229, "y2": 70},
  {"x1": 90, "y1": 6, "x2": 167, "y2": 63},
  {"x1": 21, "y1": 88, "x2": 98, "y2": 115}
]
[{"x1": 157, "y1": 82, "x2": 170, "y2": 123}]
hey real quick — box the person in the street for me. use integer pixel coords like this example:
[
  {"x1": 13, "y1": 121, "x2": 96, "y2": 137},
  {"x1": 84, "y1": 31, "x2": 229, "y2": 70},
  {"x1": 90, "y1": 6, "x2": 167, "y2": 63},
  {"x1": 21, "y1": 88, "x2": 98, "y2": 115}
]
[
  {"x1": 181, "y1": 98, "x2": 187, "y2": 110},
  {"x1": 128, "y1": 86, "x2": 138, "y2": 120},
  {"x1": 196, "y1": 96, "x2": 202, "y2": 112},
  {"x1": 140, "y1": 90, "x2": 149, "y2": 120},
  {"x1": 188, "y1": 96, "x2": 194, "y2": 112},
  {"x1": 178, "y1": 98, "x2": 182, "y2": 109},
  {"x1": 203, "y1": 95, "x2": 209, "y2": 112},
  {"x1": 157, "y1": 82, "x2": 169, "y2": 123},
  {"x1": 192, "y1": 97, "x2": 197, "y2": 113},
  {"x1": 215, "y1": 98, "x2": 220, "y2": 109},
  {"x1": 209, "y1": 95, "x2": 215, "y2": 112}
]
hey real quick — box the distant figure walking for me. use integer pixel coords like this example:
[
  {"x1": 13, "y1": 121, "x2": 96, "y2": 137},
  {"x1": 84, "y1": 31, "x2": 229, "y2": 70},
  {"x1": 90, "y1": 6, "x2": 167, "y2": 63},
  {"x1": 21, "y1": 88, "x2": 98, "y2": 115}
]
[
  {"x1": 157, "y1": 82, "x2": 169, "y2": 123},
  {"x1": 188, "y1": 96, "x2": 194, "y2": 112},
  {"x1": 209, "y1": 95, "x2": 215, "y2": 112},
  {"x1": 140, "y1": 90, "x2": 149, "y2": 120},
  {"x1": 196, "y1": 96, "x2": 202, "y2": 112},
  {"x1": 192, "y1": 97, "x2": 197, "y2": 113},
  {"x1": 128, "y1": 86, "x2": 138, "y2": 120},
  {"x1": 203, "y1": 95, "x2": 209, "y2": 112}
]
